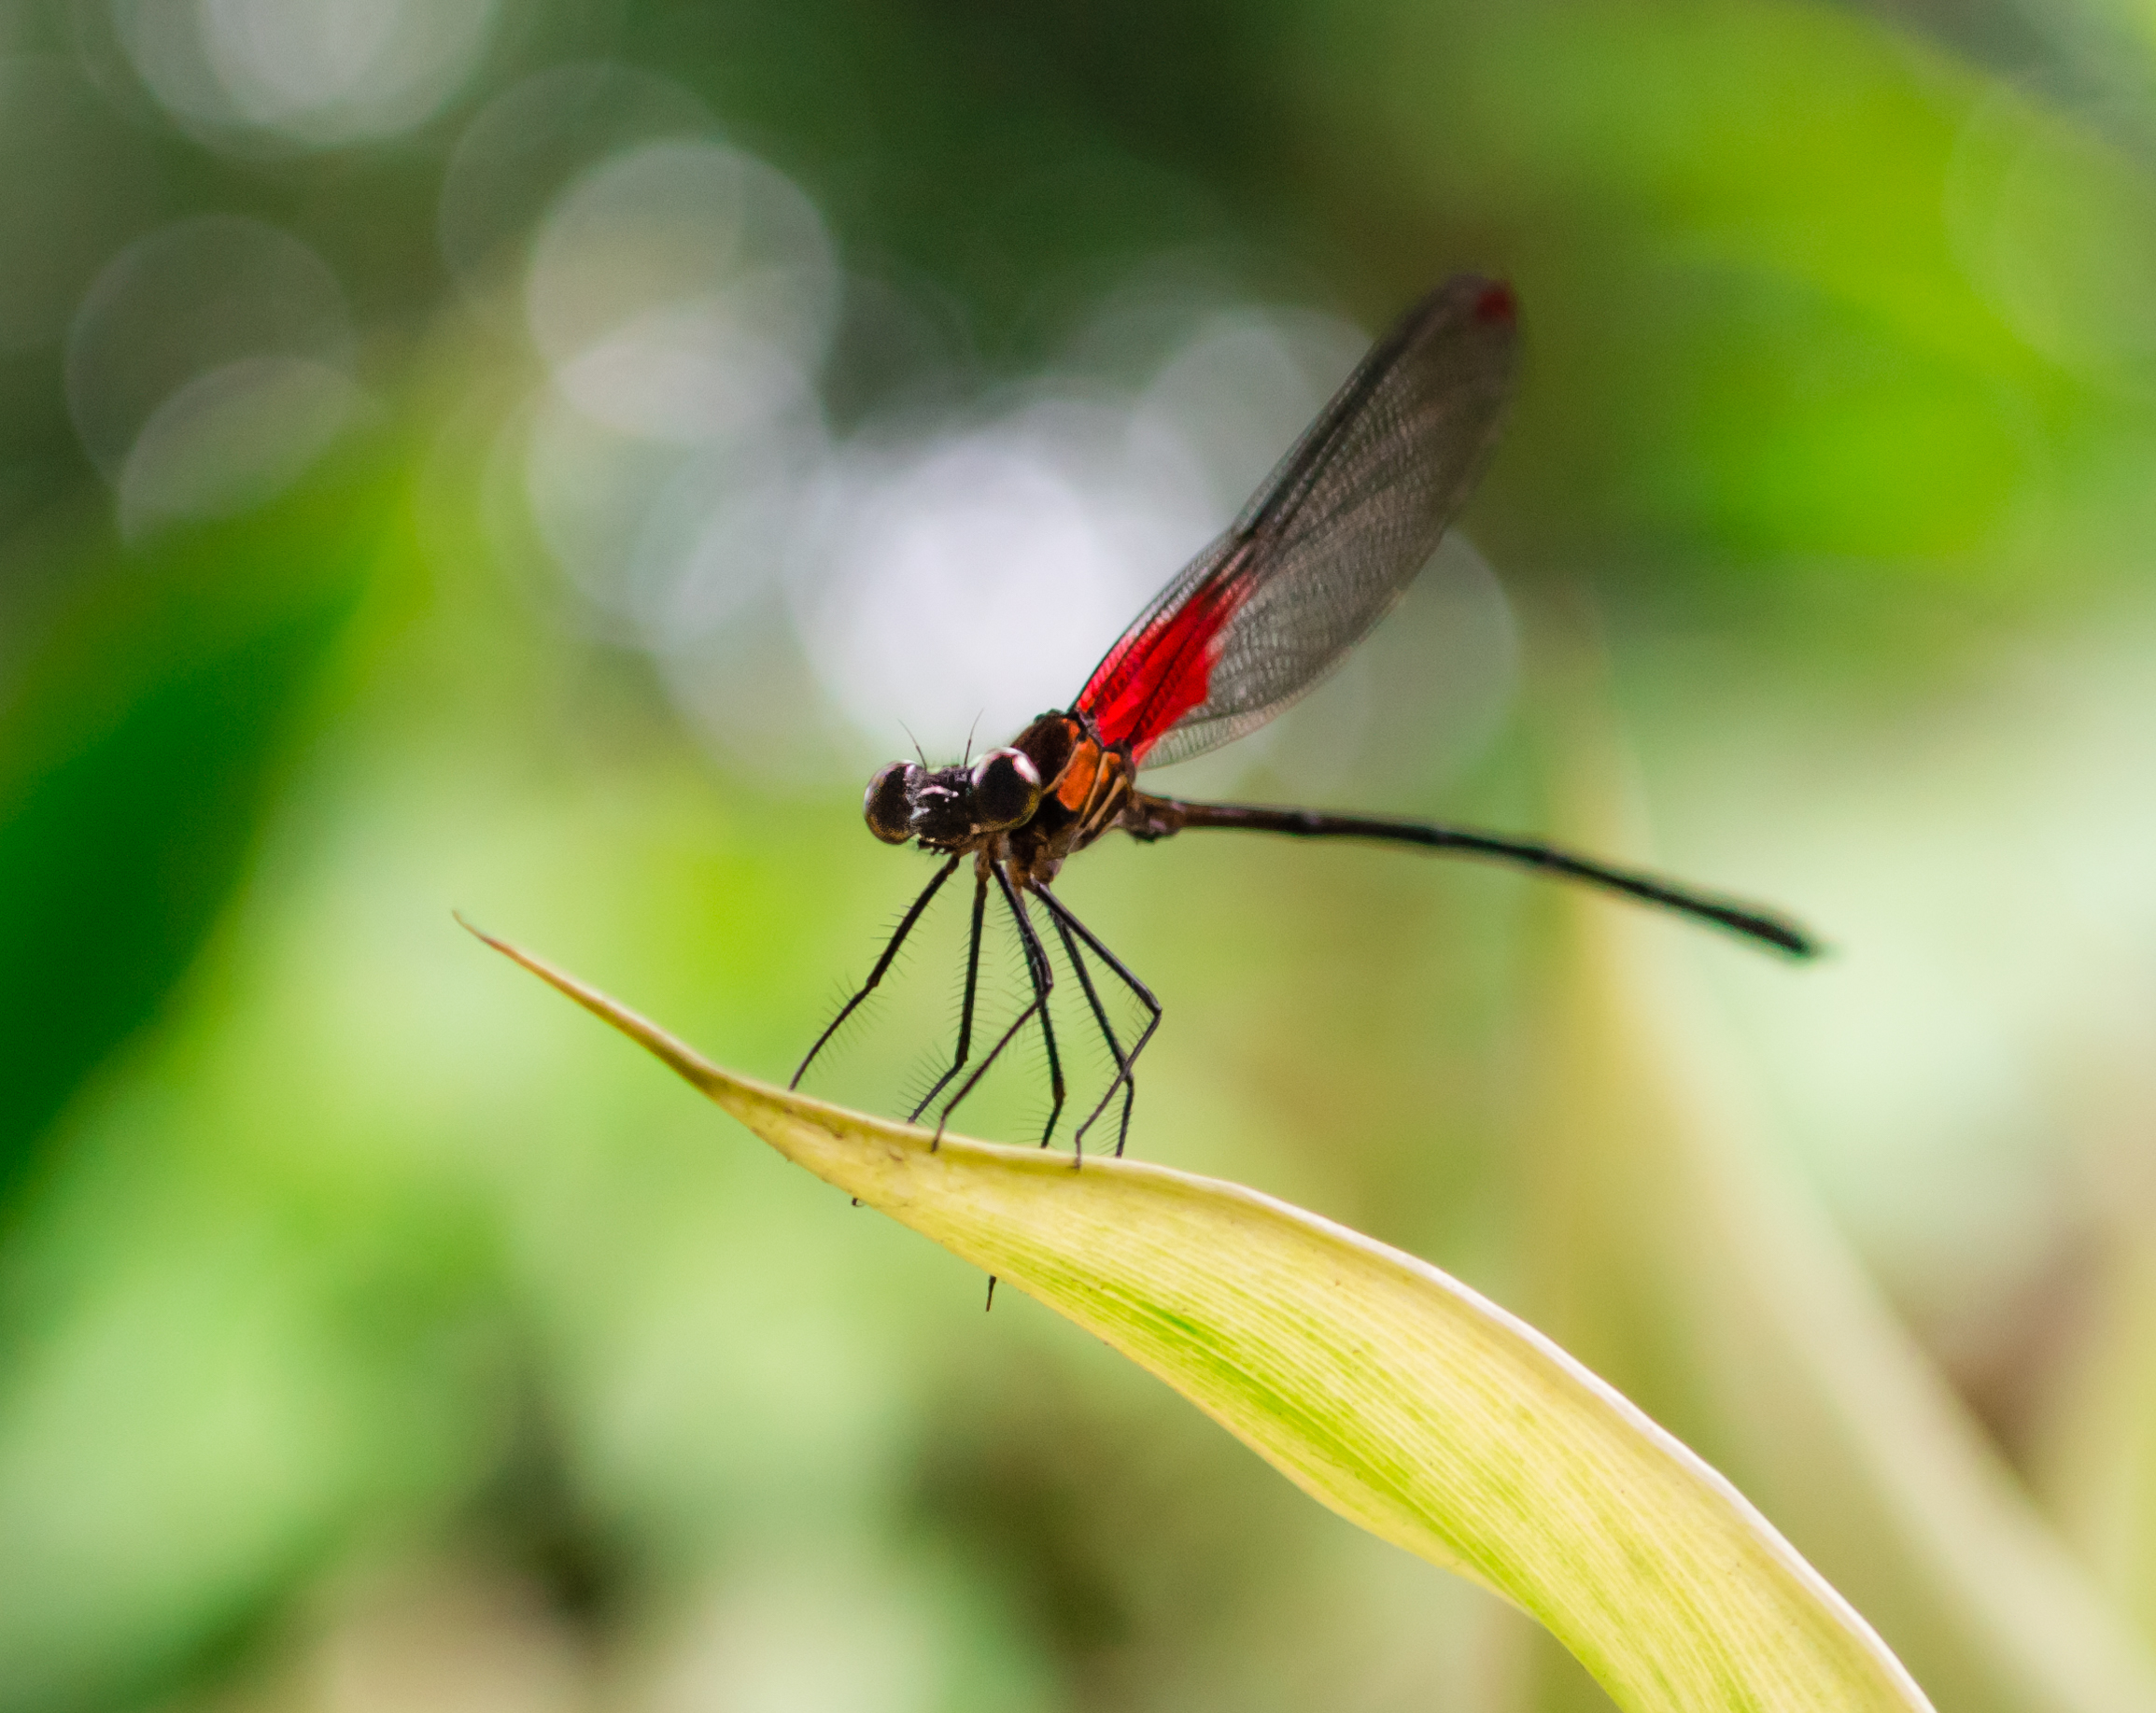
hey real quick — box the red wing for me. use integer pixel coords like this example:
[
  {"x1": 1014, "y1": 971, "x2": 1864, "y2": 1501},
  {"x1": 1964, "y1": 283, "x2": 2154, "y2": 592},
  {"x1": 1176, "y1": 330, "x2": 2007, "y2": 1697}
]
[{"x1": 1076, "y1": 274, "x2": 1518, "y2": 768}]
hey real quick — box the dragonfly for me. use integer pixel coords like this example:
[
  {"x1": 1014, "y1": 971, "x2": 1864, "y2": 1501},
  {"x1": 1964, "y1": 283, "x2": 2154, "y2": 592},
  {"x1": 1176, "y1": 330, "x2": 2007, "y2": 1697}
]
[{"x1": 794, "y1": 274, "x2": 1816, "y2": 1158}]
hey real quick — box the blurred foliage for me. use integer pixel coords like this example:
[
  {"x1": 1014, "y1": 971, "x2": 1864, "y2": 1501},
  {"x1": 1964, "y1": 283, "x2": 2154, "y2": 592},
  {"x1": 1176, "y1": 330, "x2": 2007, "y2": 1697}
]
[
  {"x1": 0, "y1": 449, "x2": 397, "y2": 1200},
  {"x1": 1, "y1": 0, "x2": 2155, "y2": 1709}
]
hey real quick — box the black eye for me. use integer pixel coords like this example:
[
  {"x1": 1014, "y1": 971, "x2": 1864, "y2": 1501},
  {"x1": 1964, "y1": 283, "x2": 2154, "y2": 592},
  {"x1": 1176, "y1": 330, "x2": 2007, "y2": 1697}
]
[
  {"x1": 864, "y1": 761, "x2": 921, "y2": 844},
  {"x1": 970, "y1": 748, "x2": 1042, "y2": 831}
]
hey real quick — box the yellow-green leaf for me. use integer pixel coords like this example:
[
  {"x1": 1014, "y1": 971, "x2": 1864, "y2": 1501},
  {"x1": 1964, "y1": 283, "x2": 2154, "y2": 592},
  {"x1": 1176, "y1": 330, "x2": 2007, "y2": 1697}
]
[{"x1": 465, "y1": 920, "x2": 1929, "y2": 1712}]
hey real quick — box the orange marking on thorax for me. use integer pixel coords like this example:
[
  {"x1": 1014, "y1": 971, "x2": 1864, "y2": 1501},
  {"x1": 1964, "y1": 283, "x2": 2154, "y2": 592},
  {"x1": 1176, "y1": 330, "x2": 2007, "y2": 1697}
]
[{"x1": 1056, "y1": 738, "x2": 1105, "y2": 810}]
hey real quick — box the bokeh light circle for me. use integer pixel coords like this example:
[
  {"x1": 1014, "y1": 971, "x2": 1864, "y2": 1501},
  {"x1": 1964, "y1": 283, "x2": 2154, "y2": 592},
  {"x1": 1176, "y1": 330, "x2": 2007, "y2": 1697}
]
[
  {"x1": 508, "y1": 133, "x2": 841, "y2": 670},
  {"x1": 439, "y1": 63, "x2": 714, "y2": 327},
  {"x1": 791, "y1": 400, "x2": 1215, "y2": 759},
  {"x1": 785, "y1": 303, "x2": 1406, "y2": 767},
  {"x1": 65, "y1": 214, "x2": 362, "y2": 534},
  {"x1": 109, "y1": 0, "x2": 497, "y2": 147},
  {"x1": 525, "y1": 138, "x2": 838, "y2": 444},
  {"x1": 1948, "y1": 91, "x2": 2156, "y2": 390}
]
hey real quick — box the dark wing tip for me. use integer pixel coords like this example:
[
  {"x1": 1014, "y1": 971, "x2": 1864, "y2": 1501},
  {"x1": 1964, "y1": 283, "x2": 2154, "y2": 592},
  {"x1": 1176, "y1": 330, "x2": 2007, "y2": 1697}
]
[{"x1": 1472, "y1": 278, "x2": 1517, "y2": 326}]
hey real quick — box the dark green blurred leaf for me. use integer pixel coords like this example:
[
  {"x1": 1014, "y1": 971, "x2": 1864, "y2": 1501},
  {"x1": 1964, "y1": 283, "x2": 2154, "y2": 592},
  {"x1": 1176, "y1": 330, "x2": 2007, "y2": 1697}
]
[{"x1": 0, "y1": 450, "x2": 404, "y2": 1205}]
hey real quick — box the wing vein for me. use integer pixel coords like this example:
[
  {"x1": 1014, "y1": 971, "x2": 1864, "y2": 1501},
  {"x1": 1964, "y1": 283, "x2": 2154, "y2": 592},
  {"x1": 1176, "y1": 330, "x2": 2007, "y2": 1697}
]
[{"x1": 1076, "y1": 274, "x2": 1518, "y2": 769}]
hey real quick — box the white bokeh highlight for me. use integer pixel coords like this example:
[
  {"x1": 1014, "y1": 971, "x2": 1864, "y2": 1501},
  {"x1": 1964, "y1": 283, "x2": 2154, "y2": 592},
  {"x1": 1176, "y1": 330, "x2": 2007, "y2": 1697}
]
[
  {"x1": 439, "y1": 64, "x2": 715, "y2": 326},
  {"x1": 66, "y1": 214, "x2": 363, "y2": 536},
  {"x1": 525, "y1": 140, "x2": 837, "y2": 443},
  {"x1": 511, "y1": 137, "x2": 841, "y2": 653},
  {"x1": 117, "y1": 355, "x2": 365, "y2": 538},
  {"x1": 112, "y1": 0, "x2": 496, "y2": 147},
  {"x1": 790, "y1": 399, "x2": 1215, "y2": 758}
]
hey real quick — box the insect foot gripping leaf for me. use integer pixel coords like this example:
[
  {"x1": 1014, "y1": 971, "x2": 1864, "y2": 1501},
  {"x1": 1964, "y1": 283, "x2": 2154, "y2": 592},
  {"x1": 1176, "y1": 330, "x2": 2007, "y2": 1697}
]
[{"x1": 463, "y1": 918, "x2": 1933, "y2": 1713}]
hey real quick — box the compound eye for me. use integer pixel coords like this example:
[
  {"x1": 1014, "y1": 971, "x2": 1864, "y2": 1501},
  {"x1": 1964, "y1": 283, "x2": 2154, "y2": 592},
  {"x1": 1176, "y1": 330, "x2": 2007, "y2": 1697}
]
[
  {"x1": 970, "y1": 747, "x2": 1043, "y2": 831},
  {"x1": 863, "y1": 761, "x2": 922, "y2": 844}
]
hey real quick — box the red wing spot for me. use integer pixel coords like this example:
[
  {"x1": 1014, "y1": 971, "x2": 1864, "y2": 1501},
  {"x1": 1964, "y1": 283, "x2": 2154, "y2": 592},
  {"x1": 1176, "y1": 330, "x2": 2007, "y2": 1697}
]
[
  {"x1": 1473, "y1": 281, "x2": 1516, "y2": 325},
  {"x1": 1078, "y1": 576, "x2": 1246, "y2": 762}
]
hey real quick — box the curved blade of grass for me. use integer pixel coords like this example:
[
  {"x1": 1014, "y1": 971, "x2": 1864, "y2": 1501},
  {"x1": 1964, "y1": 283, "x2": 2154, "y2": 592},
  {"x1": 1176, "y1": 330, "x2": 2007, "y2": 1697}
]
[{"x1": 464, "y1": 919, "x2": 1929, "y2": 1712}]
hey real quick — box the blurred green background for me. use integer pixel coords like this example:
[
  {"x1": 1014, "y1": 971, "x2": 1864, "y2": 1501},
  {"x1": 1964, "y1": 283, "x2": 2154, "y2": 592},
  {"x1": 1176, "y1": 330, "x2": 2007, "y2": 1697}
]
[{"x1": 5, "y1": 0, "x2": 2156, "y2": 1707}]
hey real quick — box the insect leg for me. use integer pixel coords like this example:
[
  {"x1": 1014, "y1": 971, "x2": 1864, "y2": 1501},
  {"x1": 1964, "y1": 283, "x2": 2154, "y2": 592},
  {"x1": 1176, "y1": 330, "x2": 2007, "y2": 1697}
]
[
  {"x1": 909, "y1": 862, "x2": 991, "y2": 1122},
  {"x1": 1032, "y1": 884, "x2": 1160, "y2": 1158},
  {"x1": 794, "y1": 852, "x2": 963, "y2": 1088},
  {"x1": 934, "y1": 863, "x2": 1063, "y2": 1146},
  {"x1": 1048, "y1": 907, "x2": 1134, "y2": 1159},
  {"x1": 1002, "y1": 869, "x2": 1066, "y2": 1148}
]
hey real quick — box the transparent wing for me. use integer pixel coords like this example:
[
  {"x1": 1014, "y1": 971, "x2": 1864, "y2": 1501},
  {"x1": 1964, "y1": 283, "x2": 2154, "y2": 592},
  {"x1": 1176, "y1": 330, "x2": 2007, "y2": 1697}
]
[{"x1": 1076, "y1": 274, "x2": 1518, "y2": 768}]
